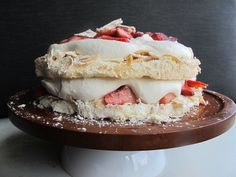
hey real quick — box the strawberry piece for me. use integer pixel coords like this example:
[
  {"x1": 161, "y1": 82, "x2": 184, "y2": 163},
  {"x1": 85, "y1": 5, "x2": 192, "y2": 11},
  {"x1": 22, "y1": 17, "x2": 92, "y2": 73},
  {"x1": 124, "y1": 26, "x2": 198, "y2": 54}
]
[
  {"x1": 132, "y1": 31, "x2": 144, "y2": 38},
  {"x1": 186, "y1": 80, "x2": 208, "y2": 88},
  {"x1": 95, "y1": 28, "x2": 117, "y2": 37},
  {"x1": 151, "y1": 32, "x2": 168, "y2": 41},
  {"x1": 104, "y1": 86, "x2": 137, "y2": 105},
  {"x1": 181, "y1": 86, "x2": 194, "y2": 96},
  {"x1": 159, "y1": 93, "x2": 176, "y2": 104},
  {"x1": 59, "y1": 35, "x2": 90, "y2": 44},
  {"x1": 181, "y1": 81, "x2": 194, "y2": 96},
  {"x1": 116, "y1": 27, "x2": 132, "y2": 38},
  {"x1": 97, "y1": 35, "x2": 130, "y2": 42}
]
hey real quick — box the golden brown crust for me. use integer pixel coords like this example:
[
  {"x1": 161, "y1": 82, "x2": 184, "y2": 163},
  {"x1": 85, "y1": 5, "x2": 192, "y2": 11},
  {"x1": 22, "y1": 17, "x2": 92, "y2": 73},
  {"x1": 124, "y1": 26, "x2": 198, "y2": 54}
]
[{"x1": 35, "y1": 53, "x2": 200, "y2": 80}]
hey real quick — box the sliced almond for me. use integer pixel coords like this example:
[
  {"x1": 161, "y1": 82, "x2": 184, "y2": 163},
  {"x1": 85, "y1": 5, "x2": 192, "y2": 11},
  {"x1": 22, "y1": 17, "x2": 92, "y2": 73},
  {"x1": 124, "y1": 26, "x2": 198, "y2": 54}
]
[
  {"x1": 125, "y1": 54, "x2": 133, "y2": 67},
  {"x1": 73, "y1": 55, "x2": 97, "y2": 65},
  {"x1": 124, "y1": 50, "x2": 158, "y2": 63},
  {"x1": 64, "y1": 51, "x2": 77, "y2": 58},
  {"x1": 162, "y1": 55, "x2": 181, "y2": 63},
  {"x1": 96, "y1": 19, "x2": 123, "y2": 32},
  {"x1": 118, "y1": 24, "x2": 136, "y2": 33},
  {"x1": 74, "y1": 29, "x2": 97, "y2": 38}
]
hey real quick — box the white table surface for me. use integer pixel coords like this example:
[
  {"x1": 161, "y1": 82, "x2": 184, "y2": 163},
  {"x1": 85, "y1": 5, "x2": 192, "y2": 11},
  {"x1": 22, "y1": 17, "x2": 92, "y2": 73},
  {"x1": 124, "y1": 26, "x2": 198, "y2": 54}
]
[{"x1": 0, "y1": 118, "x2": 236, "y2": 177}]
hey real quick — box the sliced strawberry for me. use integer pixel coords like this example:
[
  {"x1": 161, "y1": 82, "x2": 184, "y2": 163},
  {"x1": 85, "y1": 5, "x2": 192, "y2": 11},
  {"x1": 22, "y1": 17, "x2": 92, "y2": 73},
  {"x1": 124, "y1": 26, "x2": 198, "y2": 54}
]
[
  {"x1": 97, "y1": 35, "x2": 130, "y2": 42},
  {"x1": 132, "y1": 31, "x2": 144, "y2": 38},
  {"x1": 59, "y1": 35, "x2": 90, "y2": 44},
  {"x1": 116, "y1": 27, "x2": 132, "y2": 38},
  {"x1": 104, "y1": 86, "x2": 137, "y2": 105},
  {"x1": 186, "y1": 80, "x2": 208, "y2": 88},
  {"x1": 181, "y1": 86, "x2": 194, "y2": 96},
  {"x1": 181, "y1": 81, "x2": 194, "y2": 96},
  {"x1": 120, "y1": 27, "x2": 129, "y2": 32},
  {"x1": 151, "y1": 32, "x2": 168, "y2": 41},
  {"x1": 159, "y1": 93, "x2": 176, "y2": 104}
]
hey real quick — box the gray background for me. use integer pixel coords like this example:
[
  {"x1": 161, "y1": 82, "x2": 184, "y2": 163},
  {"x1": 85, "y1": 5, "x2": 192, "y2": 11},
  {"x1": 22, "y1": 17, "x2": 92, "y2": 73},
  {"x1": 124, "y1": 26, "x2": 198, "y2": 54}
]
[{"x1": 1, "y1": 0, "x2": 236, "y2": 117}]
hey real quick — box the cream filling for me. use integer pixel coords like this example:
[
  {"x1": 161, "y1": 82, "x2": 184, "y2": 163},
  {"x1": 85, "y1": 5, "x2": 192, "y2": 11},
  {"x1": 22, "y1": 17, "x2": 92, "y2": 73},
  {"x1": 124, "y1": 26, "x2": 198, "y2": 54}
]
[
  {"x1": 48, "y1": 34, "x2": 194, "y2": 62},
  {"x1": 42, "y1": 78, "x2": 184, "y2": 104},
  {"x1": 37, "y1": 88, "x2": 204, "y2": 123}
]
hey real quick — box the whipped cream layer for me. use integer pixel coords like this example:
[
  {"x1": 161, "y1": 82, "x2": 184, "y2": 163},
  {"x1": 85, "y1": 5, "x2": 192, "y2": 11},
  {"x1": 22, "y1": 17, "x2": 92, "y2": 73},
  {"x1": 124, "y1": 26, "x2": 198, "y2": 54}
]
[
  {"x1": 48, "y1": 34, "x2": 194, "y2": 61},
  {"x1": 42, "y1": 78, "x2": 184, "y2": 104},
  {"x1": 37, "y1": 87, "x2": 204, "y2": 123}
]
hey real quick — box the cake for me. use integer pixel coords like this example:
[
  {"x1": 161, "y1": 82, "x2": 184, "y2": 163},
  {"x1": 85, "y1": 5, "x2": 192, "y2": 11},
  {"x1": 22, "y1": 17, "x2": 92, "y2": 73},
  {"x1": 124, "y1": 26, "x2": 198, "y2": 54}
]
[{"x1": 35, "y1": 19, "x2": 208, "y2": 123}]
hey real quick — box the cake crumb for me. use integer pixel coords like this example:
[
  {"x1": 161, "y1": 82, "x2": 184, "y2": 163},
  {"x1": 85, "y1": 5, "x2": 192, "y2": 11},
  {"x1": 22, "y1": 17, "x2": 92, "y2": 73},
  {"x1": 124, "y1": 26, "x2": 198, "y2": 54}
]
[
  {"x1": 18, "y1": 104, "x2": 26, "y2": 108},
  {"x1": 53, "y1": 115, "x2": 63, "y2": 121}
]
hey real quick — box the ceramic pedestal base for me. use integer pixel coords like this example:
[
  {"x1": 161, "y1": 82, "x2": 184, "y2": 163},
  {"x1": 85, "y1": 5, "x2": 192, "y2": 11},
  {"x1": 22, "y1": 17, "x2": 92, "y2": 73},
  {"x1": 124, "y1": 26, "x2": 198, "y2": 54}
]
[{"x1": 61, "y1": 147, "x2": 166, "y2": 177}]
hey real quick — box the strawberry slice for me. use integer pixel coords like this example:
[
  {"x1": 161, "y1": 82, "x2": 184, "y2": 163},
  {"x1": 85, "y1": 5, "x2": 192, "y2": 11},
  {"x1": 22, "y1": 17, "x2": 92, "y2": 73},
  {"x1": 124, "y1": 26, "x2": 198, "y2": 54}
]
[
  {"x1": 159, "y1": 93, "x2": 176, "y2": 104},
  {"x1": 116, "y1": 28, "x2": 132, "y2": 38},
  {"x1": 186, "y1": 80, "x2": 208, "y2": 88},
  {"x1": 151, "y1": 32, "x2": 168, "y2": 41},
  {"x1": 132, "y1": 31, "x2": 144, "y2": 38},
  {"x1": 181, "y1": 81, "x2": 194, "y2": 96},
  {"x1": 181, "y1": 86, "x2": 194, "y2": 96},
  {"x1": 60, "y1": 35, "x2": 90, "y2": 44},
  {"x1": 104, "y1": 86, "x2": 137, "y2": 105},
  {"x1": 97, "y1": 35, "x2": 130, "y2": 42}
]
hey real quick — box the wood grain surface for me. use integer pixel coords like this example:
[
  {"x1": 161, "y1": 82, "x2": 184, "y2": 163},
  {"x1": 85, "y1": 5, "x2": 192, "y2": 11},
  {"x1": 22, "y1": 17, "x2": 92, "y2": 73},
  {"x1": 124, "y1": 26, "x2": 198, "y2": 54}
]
[
  {"x1": 7, "y1": 88, "x2": 236, "y2": 150},
  {"x1": 1, "y1": 0, "x2": 236, "y2": 117}
]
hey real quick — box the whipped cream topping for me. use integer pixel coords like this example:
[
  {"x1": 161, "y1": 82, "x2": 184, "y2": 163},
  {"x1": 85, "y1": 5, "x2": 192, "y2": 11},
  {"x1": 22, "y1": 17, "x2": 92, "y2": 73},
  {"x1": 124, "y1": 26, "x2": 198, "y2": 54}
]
[
  {"x1": 42, "y1": 78, "x2": 184, "y2": 104},
  {"x1": 48, "y1": 34, "x2": 194, "y2": 62}
]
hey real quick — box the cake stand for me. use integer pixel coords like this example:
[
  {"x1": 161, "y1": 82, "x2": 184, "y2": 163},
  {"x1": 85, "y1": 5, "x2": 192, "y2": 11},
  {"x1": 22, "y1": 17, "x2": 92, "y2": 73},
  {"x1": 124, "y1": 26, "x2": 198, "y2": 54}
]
[{"x1": 7, "y1": 88, "x2": 236, "y2": 177}]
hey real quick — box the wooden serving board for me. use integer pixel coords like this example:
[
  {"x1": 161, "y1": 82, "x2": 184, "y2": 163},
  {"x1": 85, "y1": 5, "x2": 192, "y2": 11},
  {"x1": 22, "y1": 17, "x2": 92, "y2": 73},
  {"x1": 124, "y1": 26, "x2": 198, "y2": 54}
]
[{"x1": 7, "y1": 88, "x2": 236, "y2": 150}]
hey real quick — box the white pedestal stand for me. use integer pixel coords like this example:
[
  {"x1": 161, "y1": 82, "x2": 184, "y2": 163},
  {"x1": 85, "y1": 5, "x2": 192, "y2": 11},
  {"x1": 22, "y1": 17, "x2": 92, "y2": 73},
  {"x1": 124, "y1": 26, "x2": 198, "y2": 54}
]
[{"x1": 62, "y1": 147, "x2": 166, "y2": 177}]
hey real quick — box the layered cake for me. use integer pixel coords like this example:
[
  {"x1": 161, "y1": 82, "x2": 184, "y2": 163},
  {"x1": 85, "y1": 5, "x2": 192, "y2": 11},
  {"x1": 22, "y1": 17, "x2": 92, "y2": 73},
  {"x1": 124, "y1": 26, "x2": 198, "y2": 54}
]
[{"x1": 35, "y1": 19, "x2": 208, "y2": 123}]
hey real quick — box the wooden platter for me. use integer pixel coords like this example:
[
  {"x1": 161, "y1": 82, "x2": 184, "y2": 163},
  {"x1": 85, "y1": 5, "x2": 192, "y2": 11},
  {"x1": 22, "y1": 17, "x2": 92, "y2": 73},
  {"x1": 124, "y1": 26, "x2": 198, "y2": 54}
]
[{"x1": 7, "y1": 88, "x2": 236, "y2": 150}]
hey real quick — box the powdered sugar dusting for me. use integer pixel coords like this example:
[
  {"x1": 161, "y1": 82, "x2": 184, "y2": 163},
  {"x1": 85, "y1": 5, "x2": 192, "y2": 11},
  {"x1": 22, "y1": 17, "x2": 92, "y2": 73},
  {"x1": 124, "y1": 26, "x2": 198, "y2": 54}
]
[{"x1": 7, "y1": 88, "x2": 229, "y2": 136}]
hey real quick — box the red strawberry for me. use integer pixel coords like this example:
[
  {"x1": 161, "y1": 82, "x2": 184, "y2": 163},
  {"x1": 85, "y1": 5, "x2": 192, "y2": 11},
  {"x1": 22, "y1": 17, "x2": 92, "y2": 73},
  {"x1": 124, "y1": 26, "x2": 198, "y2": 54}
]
[
  {"x1": 59, "y1": 35, "x2": 90, "y2": 44},
  {"x1": 181, "y1": 86, "x2": 194, "y2": 96},
  {"x1": 181, "y1": 81, "x2": 194, "y2": 96},
  {"x1": 97, "y1": 35, "x2": 130, "y2": 42},
  {"x1": 151, "y1": 32, "x2": 168, "y2": 41},
  {"x1": 186, "y1": 80, "x2": 208, "y2": 88},
  {"x1": 116, "y1": 27, "x2": 132, "y2": 38},
  {"x1": 119, "y1": 26, "x2": 134, "y2": 33},
  {"x1": 104, "y1": 86, "x2": 137, "y2": 105},
  {"x1": 159, "y1": 93, "x2": 176, "y2": 104},
  {"x1": 132, "y1": 31, "x2": 144, "y2": 38}
]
